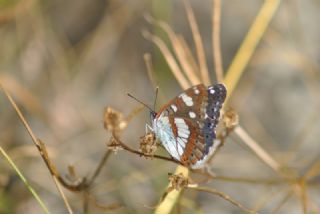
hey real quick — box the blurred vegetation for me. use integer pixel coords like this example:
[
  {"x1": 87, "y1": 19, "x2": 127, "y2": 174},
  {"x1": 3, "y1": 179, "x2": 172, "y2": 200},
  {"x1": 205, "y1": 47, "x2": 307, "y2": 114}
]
[{"x1": 0, "y1": 0, "x2": 320, "y2": 213}]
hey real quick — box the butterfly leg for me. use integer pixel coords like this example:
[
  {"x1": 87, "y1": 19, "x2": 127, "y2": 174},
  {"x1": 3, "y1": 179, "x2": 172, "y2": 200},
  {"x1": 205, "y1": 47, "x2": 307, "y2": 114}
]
[{"x1": 145, "y1": 123, "x2": 154, "y2": 134}]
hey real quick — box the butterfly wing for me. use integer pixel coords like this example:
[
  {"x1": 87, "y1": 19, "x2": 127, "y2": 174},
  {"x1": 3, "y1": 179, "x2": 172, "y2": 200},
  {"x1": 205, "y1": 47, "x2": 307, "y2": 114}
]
[{"x1": 155, "y1": 84, "x2": 227, "y2": 167}]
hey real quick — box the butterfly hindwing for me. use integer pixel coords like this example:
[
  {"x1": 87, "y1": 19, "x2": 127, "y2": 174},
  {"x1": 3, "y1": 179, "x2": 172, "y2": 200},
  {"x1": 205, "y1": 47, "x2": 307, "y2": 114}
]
[{"x1": 154, "y1": 84, "x2": 227, "y2": 167}]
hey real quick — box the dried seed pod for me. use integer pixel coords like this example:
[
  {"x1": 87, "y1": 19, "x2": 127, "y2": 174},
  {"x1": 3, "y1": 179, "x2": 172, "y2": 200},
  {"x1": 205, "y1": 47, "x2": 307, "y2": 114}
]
[
  {"x1": 168, "y1": 173, "x2": 189, "y2": 191},
  {"x1": 139, "y1": 132, "x2": 158, "y2": 157},
  {"x1": 223, "y1": 108, "x2": 239, "y2": 130},
  {"x1": 103, "y1": 107, "x2": 127, "y2": 134}
]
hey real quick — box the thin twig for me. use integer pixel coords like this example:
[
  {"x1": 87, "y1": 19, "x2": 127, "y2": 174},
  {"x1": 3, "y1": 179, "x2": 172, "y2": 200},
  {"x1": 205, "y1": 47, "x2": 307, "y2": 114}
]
[
  {"x1": 0, "y1": 83, "x2": 74, "y2": 214},
  {"x1": 178, "y1": 36, "x2": 200, "y2": 75},
  {"x1": 142, "y1": 30, "x2": 190, "y2": 89},
  {"x1": 183, "y1": 0, "x2": 210, "y2": 85},
  {"x1": 111, "y1": 133, "x2": 183, "y2": 165},
  {"x1": 187, "y1": 186, "x2": 256, "y2": 213},
  {"x1": 194, "y1": 172, "x2": 289, "y2": 185},
  {"x1": 87, "y1": 150, "x2": 112, "y2": 186},
  {"x1": 145, "y1": 15, "x2": 201, "y2": 85},
  {"x1": 212, "y1": 0, "x2": 224, "y2": 82},
  {"x1": 234, "y1": 126, "x2": 281, "y2": 173},
  {"x1": 271, "y1": 190, "x2": 294, "y2": 214},
  {"x1": 0, "y1": 147, "x2": 51, "y2": 214}
]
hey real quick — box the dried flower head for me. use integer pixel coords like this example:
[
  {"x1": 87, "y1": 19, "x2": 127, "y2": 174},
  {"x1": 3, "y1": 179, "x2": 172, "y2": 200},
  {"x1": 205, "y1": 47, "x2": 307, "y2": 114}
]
[
  {"x1": 223, "y1": 108, "x2": 239, "y2": 130},
  {"x1": 168, "y1": 173, "x2": 189, "y2": 191},
  {"x1": 104, "y1": 107, "x2": 127, "y2": 134},
  {"x1": 107, "y1": 137, "x2": 123, "y2": 154},
  {"x1": 139, "y1": 132, "x2": 158, "y2": 157}
]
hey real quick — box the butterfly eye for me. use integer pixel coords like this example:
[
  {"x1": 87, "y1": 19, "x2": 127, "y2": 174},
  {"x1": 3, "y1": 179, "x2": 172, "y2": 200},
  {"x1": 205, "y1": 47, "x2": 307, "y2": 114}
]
[{"x1": 150, "y1": 111, "x2": 157, "y2": 121}]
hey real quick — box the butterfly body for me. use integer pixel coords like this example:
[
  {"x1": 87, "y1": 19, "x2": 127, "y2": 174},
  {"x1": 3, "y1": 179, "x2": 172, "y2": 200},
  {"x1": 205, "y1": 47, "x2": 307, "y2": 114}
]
[{"x1": 151, "y1": 83, "x2": 227, "y2": 168}]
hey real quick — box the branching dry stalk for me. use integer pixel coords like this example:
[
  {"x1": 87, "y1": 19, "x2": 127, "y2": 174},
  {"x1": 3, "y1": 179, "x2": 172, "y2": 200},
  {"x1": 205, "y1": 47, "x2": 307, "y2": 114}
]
[
  {"x1": 145, "y1": 14, "x2": 201, "y2": 85},
  {"x1": 187, "y1": 186, "x2": 257, "y2": 214},
  {"x1": 0, "y1": 83, "x2": 74, "y2": 214},
  {"x1": 1, "y1": 83, "x2": 121, "y2": 213},
  {"x1": 142, "y1": 30, "x2": 191, "y2": 89},
  {"x1": 183, "y1": 0, "x2": 210, "y2": 85},
  {"x1": 110, "y1": 133, "x2": 183, "y2": 165}
]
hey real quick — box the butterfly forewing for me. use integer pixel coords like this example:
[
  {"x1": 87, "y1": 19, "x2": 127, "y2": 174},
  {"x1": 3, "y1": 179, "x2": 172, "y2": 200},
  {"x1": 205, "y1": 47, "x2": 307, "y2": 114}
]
[{"x1": 153, "y1": 84, "x2": 227, "y2": 167}]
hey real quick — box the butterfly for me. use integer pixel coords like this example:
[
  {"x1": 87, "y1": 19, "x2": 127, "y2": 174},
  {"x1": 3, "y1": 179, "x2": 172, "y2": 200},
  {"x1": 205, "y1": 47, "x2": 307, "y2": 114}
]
[{"x1": 149, "y1": 83, "x2": 227, "y2": 168}]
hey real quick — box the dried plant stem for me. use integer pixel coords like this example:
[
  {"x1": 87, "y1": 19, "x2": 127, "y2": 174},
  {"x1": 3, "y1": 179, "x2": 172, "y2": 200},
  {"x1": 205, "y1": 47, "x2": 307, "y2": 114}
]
[
  {"x1": 271, "y1": 190, "x2": 294, "y2": 214},
  {"x1": 155, "y1": 166, "x2": 189, "y2": 214},
  {"x1": 0, "y1": 84, "x2": 74, "y2": 214},
  {"x1": 146, "y1": 16, "x2": 201, "y2": 85},
  {"x1": 303, "y1": 159, "x2": 320, "y2": 180},
  {"x1": 87, "y1": 150, "x2": 112, "y2": 186},
  {"x1": 298, "y1": 181, "x2": 308, "y2": 214},
  {"x1": 142, "y1": 30, "x2": 190, "y2": 89},
  {"x1": 202, "y1": 174, "x2": 288, "y2": 185},
  {"x1": 224, "y1": 0, "x2": 281, "y2": 103},
  {"x1": 187, "y1": 186, "x2": 256, "y2": 213},
  {"x1": 234, "y1": 126, "x2": 281, "y2": 173},
  {"x1": 212, "y1": 0, "x2": 224, "y2": 82},
  {"x1": 0, "y1": 147, "x2": 51, "y2": 214},
  {"x1": 111, "y1": 134, "x2": 182, "y2": 165},
  {"x1": 183, "y1": 0, "x2": 210, "y2": 85}
]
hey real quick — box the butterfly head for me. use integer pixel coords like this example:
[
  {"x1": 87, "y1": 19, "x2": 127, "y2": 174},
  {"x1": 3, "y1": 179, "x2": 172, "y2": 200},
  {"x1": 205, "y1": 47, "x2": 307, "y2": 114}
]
[{"x1": 150, "y1": 110, "x2": 157, "y2": 122}]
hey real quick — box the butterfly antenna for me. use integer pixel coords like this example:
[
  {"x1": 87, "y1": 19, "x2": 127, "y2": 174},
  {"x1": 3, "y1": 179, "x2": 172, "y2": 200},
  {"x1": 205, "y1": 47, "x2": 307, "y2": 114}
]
[
  {"x1": 127, "y1": 93, "x2": 155, "y2": 113},
  {"x1": 153, "y1": 87, "x2": 159, "y2": 111}
]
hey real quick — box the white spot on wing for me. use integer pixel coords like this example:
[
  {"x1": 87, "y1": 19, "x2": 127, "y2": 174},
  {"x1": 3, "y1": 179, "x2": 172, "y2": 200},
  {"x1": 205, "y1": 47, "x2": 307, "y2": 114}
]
[
  {"x1": 177, "y1": 144, "x2": 184, "y2": 156},
  {"x1": 177, "y1": 138, "x2": 186, "y2": 149},
  {"x1": 171, "y1": 104, "x2": 178, "y2": 112},
  {"x1": 174, "y1": 118, "x2": 190, "y2": 139},
  {"x1": 174, "y1": 118, "x2": 188, "y2": 128},
  {"x1": 193, "y1": 87, "x2": 200, "y2": 94},
  {"x1": 209, "y1": 89, "x2": 215, "y2": 94},
  {"x1": 178, "y1": 130, "x2": 189, "y2": 139},
  {"x1": 189, "y1": 111, "x2": 196, "y2": 118},
  {"x1": 179, "y1": 93, "x2": 193, "y2": 106}
]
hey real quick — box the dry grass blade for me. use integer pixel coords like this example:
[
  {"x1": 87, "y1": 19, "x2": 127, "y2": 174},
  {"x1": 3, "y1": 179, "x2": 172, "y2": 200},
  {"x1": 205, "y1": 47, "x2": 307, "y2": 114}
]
[
  {"x1": 304, "y1": 160, "x2": 320, "y2": 180},
  {"x1": 0, "y1": 83, "x2": 74, "y2": 214},
  {"x1": 0, "y1": 147, "x2": 51, "y2": 214},
  {"x1": 145, "y1": 15, "x2": 201, "y2": 85},
  {"x1": 212, "y1": 0, "x2": 224, "y2": 82},
  {"x1": 202, "y1": 174, "x2": 287, "y2": 185},
  {"x1": 234, "y1": 126, "x2": 281, "y2": 173},
  {"x1": 298, "y1": 181, "x2": 308, "y2": 214},
  {"x1": 142, "y1": 30, "x2": 190, "y2": 89},
  {"x1": 271, "y1": 190, "x2": 294, "y2": 214},
  {"x1": 183, "y1": 0, "x2": 210, "y2": 85},
  {"x1": 87, "y1": 150, "x2": 112, "y2": 186},
  {"x1": 178, "y1": 36, "x2": 201, "y2": 75},
  {"x1": 187, "y1": 186, "x2": 256, "y2": 213},
  {"x1": 251, "y1": 187, "x2": 289, "y2": 212},
  {"x1": 224, "y1": 0, "x2": 282, "y2": 102}
]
